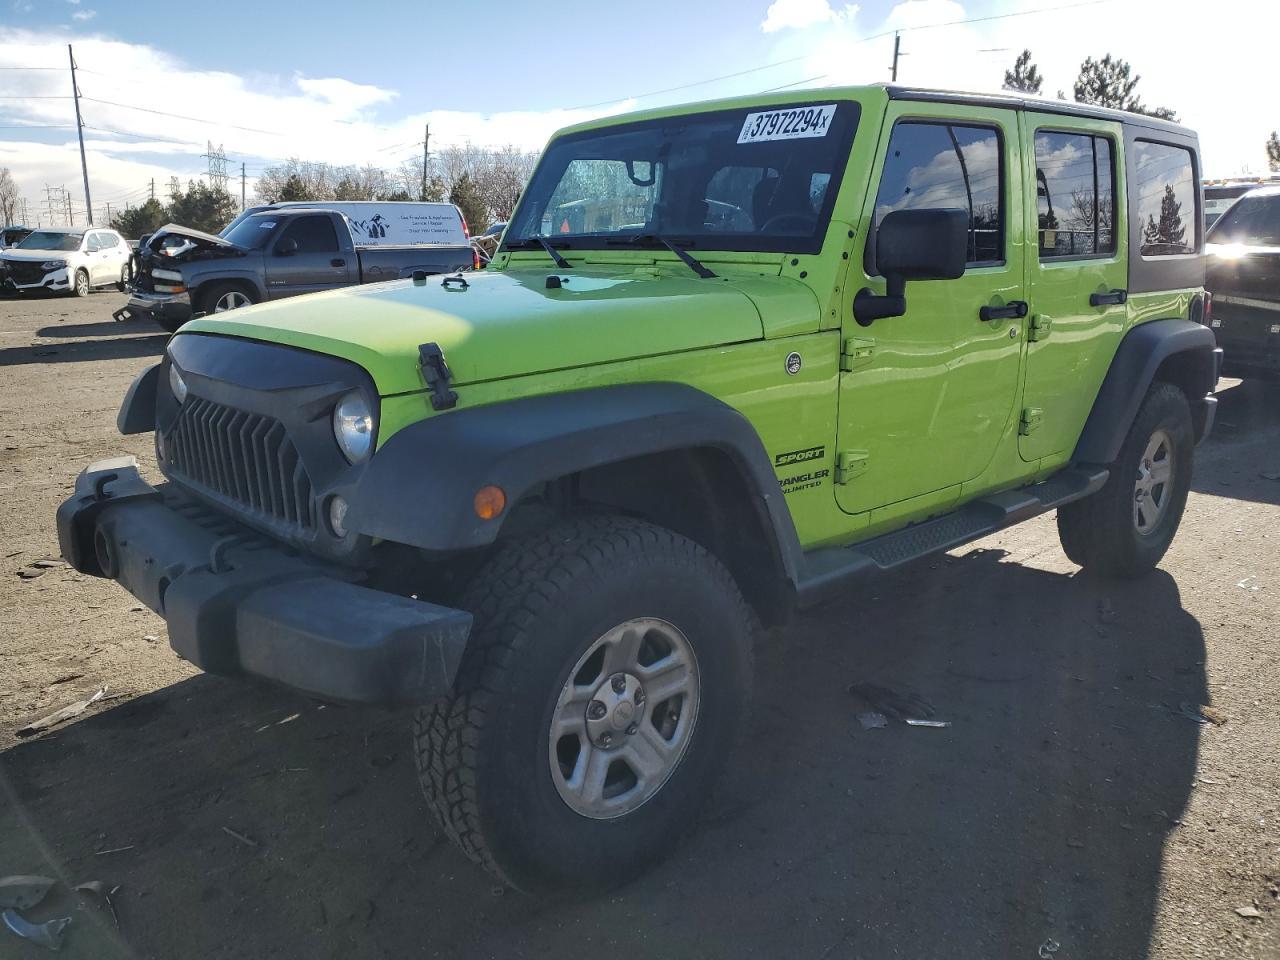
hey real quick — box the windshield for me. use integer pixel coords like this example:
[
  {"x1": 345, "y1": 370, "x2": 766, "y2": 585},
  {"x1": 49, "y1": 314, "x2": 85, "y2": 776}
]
[
  {"x1": 1207, "y1": 193, "x2": 1280, "y2": 247},
  {"x1": 221, "y1": 215, "x2": 282, "y2": 250},
  {"x1": 17, "y1": 231, "x2": 83, "y2": 252},
  {"x1": 505, "y1": 101, "x2": 859, "y2": 255}
]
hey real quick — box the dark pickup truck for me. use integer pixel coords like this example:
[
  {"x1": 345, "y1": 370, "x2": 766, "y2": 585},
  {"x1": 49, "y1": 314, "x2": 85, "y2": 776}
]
[
  {"x1": 1205, "y1": 185, "x2": 1280, "y2": 379},
  {"x1": 126, "y1": 208, "x2": 475, "y2": 332}
]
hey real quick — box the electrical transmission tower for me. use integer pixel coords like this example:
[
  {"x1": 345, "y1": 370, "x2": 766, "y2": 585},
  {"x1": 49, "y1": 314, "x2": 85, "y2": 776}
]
[
  {"x1": 203, "y1": 141, "x2": 230, "y2": 195},
  {"x1": 44, "y1": 185, "x2": 68, "y2": 227}
]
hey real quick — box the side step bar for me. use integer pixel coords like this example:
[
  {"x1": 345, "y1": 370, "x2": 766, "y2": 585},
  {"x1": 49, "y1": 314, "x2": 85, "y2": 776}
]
[{"x1": 795, "y1": 466, "x2": 1108, "y2": 609}]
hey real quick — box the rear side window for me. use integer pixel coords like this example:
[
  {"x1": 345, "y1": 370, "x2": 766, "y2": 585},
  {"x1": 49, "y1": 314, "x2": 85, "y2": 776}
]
[
  {"x1": 1207, "y1": 193, "x2": 1280, "y2": 247},
  {"x1": 1132, "y1": 141, "x2": 1196, "y2": 257},
  {"x1": 874, "y1": 121, "x2": 1004, "y2": 264},
  {"x1": 1034, "y1": 131, "x2": 1115, "y2": 258},
  {"x1": 279, "y1": 215, "x2": 339, "y2": 254}
]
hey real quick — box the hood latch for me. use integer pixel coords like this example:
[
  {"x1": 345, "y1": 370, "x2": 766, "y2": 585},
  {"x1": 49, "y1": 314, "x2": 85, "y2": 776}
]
[{"x1": 418, "y1": 342, "x2": 458, "y2": 411}]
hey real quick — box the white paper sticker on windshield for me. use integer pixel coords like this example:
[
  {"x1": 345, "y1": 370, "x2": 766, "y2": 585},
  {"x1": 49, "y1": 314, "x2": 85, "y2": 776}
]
[
  {"x1": 259, "y1": 221, "x2": 276, "y2": 229},
  {"x1": 737, "y1": 104, "x2": 837, "y2": 144}
]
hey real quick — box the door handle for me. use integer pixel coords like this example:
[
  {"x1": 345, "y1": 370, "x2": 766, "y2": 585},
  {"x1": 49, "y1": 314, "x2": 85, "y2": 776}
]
[
  {"x1": 1089, "y1": 288, "x2": 1127, "y2": 307},
  {"x1": 979, "y1": 300, "x2": 1028, "y2": 322},
  {"x1": 331, "y1": 258, "x2": 346, "y2": 268}
]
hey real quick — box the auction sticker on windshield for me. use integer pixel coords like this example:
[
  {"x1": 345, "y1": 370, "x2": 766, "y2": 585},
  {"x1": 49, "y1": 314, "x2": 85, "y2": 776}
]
[{"x1": 737, "y1": 104, "x2": 836, "y2": 144}]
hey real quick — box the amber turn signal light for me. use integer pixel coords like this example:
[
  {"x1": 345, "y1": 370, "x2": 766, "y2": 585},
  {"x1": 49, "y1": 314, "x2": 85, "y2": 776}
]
[{"x1": 474, "y1": 485, "x2": 506, "y2": 520}]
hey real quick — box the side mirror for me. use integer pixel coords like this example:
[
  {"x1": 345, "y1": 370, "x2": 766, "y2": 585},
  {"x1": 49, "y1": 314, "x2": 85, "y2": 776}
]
[
  {"x1": 854, "y1": 208, "x2": 968, "y2": 325},
  {"x1": 276, "y1": 237, "x2": 298, "y2": 257}
]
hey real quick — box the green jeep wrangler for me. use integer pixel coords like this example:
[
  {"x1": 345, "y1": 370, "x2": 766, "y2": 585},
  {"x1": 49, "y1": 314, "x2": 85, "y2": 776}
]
[{"x1": 58, "y1": 85, "x2": 1219, "y2": 891}]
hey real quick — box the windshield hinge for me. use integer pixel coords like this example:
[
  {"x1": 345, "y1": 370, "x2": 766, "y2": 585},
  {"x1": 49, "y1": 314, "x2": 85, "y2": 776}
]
[
  {"x1": 418, "y1": 342, "x2": 458, "y2": 411},
  {"x1": 835, "y1": 450, "x2": 869, "y2": 484},
  {"x1": 840, "y1": 337, "x2": 875, "y2": 371},
  {"x1": 1019, "y1": 406, "x2": 1043, "y2": 435}
]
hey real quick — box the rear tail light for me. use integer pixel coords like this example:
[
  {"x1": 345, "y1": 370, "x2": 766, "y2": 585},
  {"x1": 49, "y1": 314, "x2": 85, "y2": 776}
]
[
  {"x1": 458, "y1": 209, "x2": 470, "y2": 238},
  {"x1": 473, "y1": 247, "x2": 481, "y2": 271}
]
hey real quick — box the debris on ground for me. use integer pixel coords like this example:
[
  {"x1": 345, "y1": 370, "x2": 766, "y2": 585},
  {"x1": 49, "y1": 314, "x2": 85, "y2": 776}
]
[
  {"x1": 0, "y1": 876, "x2": 54, "y2": 910},
  {"x1": 74, "y1": 880, "x2": 120, "y2": 928},
  {"x1": 94, "y1": 844, "x2": 134, "y2": 856},
  {"x1": 1235, "y1": 905, "x2": 1263, "y2": 919},
  {"x1": 903, "y1": 719, "x2": 952, "y2": 728},
  {"x1": 1176, "y1": 702, "x2": 1228, "y2": 725},
  {"x1": 1237, "y1": 575, "x2": 1259, "y2": 591},
  {"x1": 856, "y1": 712, "x2": 888, "y2": 730},
  {"x1": 1098, "y1": 597, "x2": 1118, "y2": 623},
  {"x1": 848, "y1": 682, "x2": 935, "y2": 721},
  {"x1": 28, "y1": 559, "x2": 67, "y2": 570},
  {"x1": 221, "y1": 826, "x2": 259, "y2": 848},
  {"x1": 1038, "y1": 937, "x2": 1060, "y2": 958},
  {"x1": 1261, "y1": 471, "x2": 1280, "y2": 481},
  {"x1": 16, "y1": 687, "x2": 106, "y2": 737},
  {"x1": 2, "y1": 909, "x2": 71, "y2": 951},
  {"x1": 16, "y1": 568, "x2": 47, "y2": 581}
]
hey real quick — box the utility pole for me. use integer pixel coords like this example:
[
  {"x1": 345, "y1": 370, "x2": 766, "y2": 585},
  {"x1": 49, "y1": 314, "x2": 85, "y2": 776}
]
[
  {"x1": 890, "y1": 32, "x2": 902, "y2": 82},
  {"x1": 68, "y1": 44, "x2": 93, "y2": 225},
  {"x1": 241, "y1": 162, "x2": 246, "y2": 209},
  {"x1": 149, "y1": 178, "x2": 155, "y2": 201},
  {"x1": 421, "y1": 123, "x2": 430, "y2": 201},
  {"x1": 65, "y1": 191, "x2": 73, "y2": 226},
  {"x1": 105, "y1": 200, "x2": 112, "y2": 225}
]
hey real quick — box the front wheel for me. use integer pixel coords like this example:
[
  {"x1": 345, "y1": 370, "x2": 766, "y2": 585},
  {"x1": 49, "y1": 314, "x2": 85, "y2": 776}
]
[
  {"x1": 1057, "y1": 381, "x2": 1194, "y2": 577},
  {"x1": 414, "y1": 516, "x2": 754, "y2": 892},
  {"x1": 72, "y1": 268, "x2": 90, "y2": 298},
  {"x1": 198, "y1": 282, "x2": 256, "y2": 315}
]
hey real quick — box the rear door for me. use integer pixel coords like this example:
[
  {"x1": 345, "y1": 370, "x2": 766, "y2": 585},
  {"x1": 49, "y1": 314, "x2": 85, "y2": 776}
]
[
  {"x1": 83, "y1": 232, "x2": 105, "y2": 283},
  {"x1": 1018, "y1": 114, "x2": 1128, "y2": 462},
  {"x1": 265, "y1": 214, "x2": 353, "y2": 298},
  {"x1": 835, "y1": 102, "x2": 1026, "y2": 518}
]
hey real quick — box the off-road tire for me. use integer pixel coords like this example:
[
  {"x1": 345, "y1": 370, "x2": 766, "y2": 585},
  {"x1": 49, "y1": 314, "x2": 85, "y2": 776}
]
[
  {"x1": 413, "y1": 515, "x2": 754, "y2": 892},
  {"x1": 197, "y1": 282, "x2": 256, "y2": 316},
  {"x1": 72, "y1": 268, "x2": 90, "y2": 298},
  {"x1": 1057, "y1": 381, "x2": 1193, "y2": 577}
]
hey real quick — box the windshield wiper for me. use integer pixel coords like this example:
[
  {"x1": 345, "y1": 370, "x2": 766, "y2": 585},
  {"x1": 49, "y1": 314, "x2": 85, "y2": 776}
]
[
  {"x1": 507, "y1": 235, "x2": 572, "y2": 270},
  {"x1": 609, "y1": 234, "x2": 717, "y2": 279}
]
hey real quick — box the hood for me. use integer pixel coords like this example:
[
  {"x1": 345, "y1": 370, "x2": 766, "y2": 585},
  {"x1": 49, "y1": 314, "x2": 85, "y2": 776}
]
[
  {"x1": 180, "y1": 267, "x2": 812, "y2": 395},
  {"x1": 0, "y1": 248, "x2": 75, "y2": 262},
  {"x1": 144, "y1": 223, "x2": 245, "y2": 263}
]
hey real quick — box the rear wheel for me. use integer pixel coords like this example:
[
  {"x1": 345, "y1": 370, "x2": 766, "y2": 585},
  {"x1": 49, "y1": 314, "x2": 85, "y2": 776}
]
[
  {"x1": 198, "y1": 282, "x2": 256, "y2": 315},
  {"x1": 72, "y1": 268, "x2": 90, "y2": 298},
  {"x1": 414, "y1": 515, "x2": 754, "y2": 892},
  {"x1": 116, "y1": 262, "x2": 130, "y2": 292},
  {"x1": 1057, "y1": 381, "x2": 1193, "y2": 577}
]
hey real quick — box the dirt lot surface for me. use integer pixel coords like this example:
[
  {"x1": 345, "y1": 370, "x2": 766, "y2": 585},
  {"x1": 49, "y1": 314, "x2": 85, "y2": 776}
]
[{"x1": 0, "y1": 290, "x2": 1277, "y2": 960}]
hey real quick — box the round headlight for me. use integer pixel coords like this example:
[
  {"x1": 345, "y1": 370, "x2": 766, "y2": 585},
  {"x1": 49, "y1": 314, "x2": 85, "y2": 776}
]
[
  {"x1": 333, "y1": 391, "x2": 373, "y2": 463},
  {"x1": 168, "y1": 363, "x2": 188, "y2": 404}
]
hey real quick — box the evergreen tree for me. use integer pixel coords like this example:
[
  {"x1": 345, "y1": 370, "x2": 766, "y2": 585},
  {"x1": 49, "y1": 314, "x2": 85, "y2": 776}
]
[
  {"x1": 1266, "y1": 131, "x2": 1280, "y2": 173},
  {"x1": 1072, "y1": 54, "x2": 1179, "y2": 121},
  {"x1": 110, "y1": 198, "x2": 167, "y2": 239},
  {"x1": 1003, "y1": 49, "x2": 1044, "y2": 95},
  {"x1": 448, "y1": 173, "x2": 488, "y2": 233}
]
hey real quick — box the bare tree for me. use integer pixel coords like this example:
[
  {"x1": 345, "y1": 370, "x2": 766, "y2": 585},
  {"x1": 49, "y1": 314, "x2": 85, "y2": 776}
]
[{"x1": 0, "y1": 167, "x2": 19, "y2": 225}]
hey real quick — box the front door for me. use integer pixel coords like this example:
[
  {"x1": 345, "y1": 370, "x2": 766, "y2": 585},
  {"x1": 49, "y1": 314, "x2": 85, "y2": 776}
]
[
  {"x1": 835, "y1": 103, "x2": 1027, "y2": 517},
  {"x1": 265, "y1": 215, "x2": 353, "y2": 298},
  {"x1": 1018, "y1": 114, "x2": 1128, "y2": 462}
]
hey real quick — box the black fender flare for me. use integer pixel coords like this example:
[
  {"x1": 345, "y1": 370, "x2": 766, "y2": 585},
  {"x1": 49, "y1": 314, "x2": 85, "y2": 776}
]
[
  {"x1": 345, "y1": 382, "x2": 804, "y2": 585},
  {"x1": 117, "y1": 362, "x2": 160, "y2": 435},
  {"x1": 1073, "y1": 318, "x2": 1219, "y2": 464}
]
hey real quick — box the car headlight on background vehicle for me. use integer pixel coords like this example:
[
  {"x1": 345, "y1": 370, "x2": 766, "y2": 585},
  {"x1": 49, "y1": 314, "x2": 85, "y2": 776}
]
[
  {"x1": 168, "y1": 363, "x2": 188, "y2": 404},
  {"x1": 41, "y1": 259, "x2": 66, "y2": 270},
  {"x1": 333, "y1": 391, "x2": 373, "y2": 464},
  {"x1": 151, "y1": 267, "x2": 186, "y2": 294}
]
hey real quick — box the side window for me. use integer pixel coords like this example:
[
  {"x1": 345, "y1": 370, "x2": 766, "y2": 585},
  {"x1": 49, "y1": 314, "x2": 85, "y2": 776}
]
[
  {"x1": 279, "y1": 215, "x2": 339, "y2": 254},
  {"x1": 85, "y1": 233, "x2": 102, "y2": 252},
  {"x1": 1034, "y1": 131, "x2": 1115, "y2": 258},
  {"x1": 874, "y1": 120, "x2": 1004, "y2": 264},
  {"x1": 1132, "y1": 141, "x2": 1196, "y2": 257}
]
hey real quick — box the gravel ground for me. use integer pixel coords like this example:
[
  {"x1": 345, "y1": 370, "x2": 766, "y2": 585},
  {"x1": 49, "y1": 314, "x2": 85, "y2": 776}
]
[{"x1": 0, "y1": 290, "x2": 1276, "y2": 959}]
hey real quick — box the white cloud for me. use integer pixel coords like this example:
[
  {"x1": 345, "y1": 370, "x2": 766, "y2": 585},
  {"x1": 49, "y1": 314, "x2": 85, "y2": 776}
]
[
  {"x1": 761, "y1": 0, "x2": 858, "y2": 33},
  {"x1": 0, "y1": 26, "x2": 631, "y2": 224},
  {"x1": 762, "y1": 0, "x2": 1278, "y2": 177},
  {"x1": 70, "y1": 9, "x2": 95, "y2": 19}
]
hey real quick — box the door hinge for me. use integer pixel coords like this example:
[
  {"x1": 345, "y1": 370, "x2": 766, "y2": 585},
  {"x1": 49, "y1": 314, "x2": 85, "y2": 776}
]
[
  {"x1": 1028, "y1": 315, "x2": 1052, "y2": 342},
  {"x1": 840, "y1": 336, "x2": 875, "y2": 371},
  {"x1": 1019, "y1": 406, "x2": 1044, "y2": 435},
  {"x1": 835, "y1": 450, "x2": 869, "y2": 484}
]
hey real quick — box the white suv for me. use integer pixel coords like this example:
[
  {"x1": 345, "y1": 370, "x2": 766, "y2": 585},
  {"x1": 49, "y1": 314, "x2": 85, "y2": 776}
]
[{"x1": 0, "y1": 227, "x2": 132, "y2": 297}]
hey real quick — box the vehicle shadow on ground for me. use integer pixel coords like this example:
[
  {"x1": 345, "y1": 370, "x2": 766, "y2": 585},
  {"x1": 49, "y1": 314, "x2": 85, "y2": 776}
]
[
  {"x1": 0, "y1": 552, "x2": 1204, "y2": 960},
  {"x1": 1193, "y1": 378, "x2": 1280, "y2": 506},
  {"x1": 0, "y1": 335, "x2": 168, "y2": 367},
  {"x1": 34, "y1": 321, "x2": 162, "y2": 339}
]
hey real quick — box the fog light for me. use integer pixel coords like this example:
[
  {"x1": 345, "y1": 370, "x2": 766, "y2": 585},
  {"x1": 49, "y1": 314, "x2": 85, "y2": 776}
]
[
  {"x1": 328, "y1": 495, "x2": 350, "y2": 537},
  {"x1": 473, "y1": 485, "x2": 506, "y2": 520}
]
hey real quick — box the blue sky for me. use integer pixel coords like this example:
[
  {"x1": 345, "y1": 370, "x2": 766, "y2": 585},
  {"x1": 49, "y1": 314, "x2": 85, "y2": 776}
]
[{"x1": 1, "y1": 0, "x2": 1274, "y2": 223}]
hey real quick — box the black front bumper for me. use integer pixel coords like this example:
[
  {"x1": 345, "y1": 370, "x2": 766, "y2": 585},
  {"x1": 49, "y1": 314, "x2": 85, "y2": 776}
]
[{"x1": 57, "y1": 458, "x2": 472, "y2": 706}]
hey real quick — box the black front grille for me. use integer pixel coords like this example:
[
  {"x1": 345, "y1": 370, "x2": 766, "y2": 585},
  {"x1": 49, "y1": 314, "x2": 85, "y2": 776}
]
[
  {"x1": 3, "y1": 260, "x2": 48, "y2": 285},
  {"x1": 166, "y1": 396, "x2": 315, "y2": 531}
]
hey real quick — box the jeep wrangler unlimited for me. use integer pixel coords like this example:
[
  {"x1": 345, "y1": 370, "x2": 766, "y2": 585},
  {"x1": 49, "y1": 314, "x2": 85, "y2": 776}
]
[{"x1": 58, "y1": 85, "x2": 1219, "y2": 892}]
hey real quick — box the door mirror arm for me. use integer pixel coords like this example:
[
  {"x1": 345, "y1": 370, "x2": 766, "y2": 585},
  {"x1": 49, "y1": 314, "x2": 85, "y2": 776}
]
[
  {"x1": 852, "y1": 207, "x2": 969, "y2": 327},
  {"x1": 853, "y1": 276, "x2": 907, "y2": 326}
]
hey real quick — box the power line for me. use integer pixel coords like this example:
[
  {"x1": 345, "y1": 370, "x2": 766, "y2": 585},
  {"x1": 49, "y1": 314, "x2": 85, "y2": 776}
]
[{"x1": 79, "y1": 96, "x2": 284, "y2": 136}]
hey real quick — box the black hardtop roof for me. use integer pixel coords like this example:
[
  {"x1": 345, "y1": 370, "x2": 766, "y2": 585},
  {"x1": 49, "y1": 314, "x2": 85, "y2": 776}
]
[{"x1": 881, "y1": 84, "x2": 1195, "y2": 138}]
